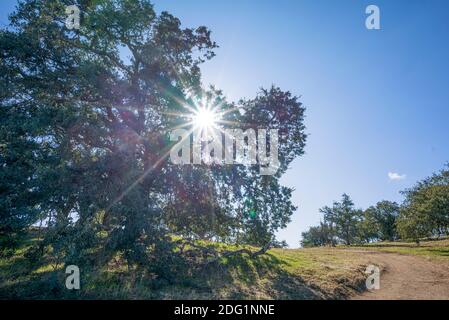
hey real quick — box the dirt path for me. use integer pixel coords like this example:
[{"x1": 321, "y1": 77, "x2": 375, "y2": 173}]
[{"x1": 352, "y1": 251, "x2": 449, "y2": 300}]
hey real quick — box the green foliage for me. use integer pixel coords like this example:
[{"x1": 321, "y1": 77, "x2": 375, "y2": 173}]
[
  {"x1": 363, "y1": 201, "x2": 399, "y2": 241},
  {"x1": 320, "y1": 194, "x2": 362, "y2": 245},
  {"x1": 397, "y1": 164, "x2": 449, "y2": 242},
  {"x1": 303, "y1": 165, "x2": 448, "y2": 247},
  {"x1": 301, "y1": 222, "x2": 333, "y2": 247},
  {"x1": 355, "y1": 211, "x2": 379, "y2": 244},
  {"x1": 303, "y1": 197, "x2": 399, "y2": 246},
  {"x1": 1, "y1": 0, "x2": 307, "y2": 281}
]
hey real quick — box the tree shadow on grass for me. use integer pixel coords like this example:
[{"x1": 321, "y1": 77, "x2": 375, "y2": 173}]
[
  {"x1": 0, "y1": 253, "x2": 73, "y2": 299},
  {"x1": 1, "y1": 249, "x2": 352, "y2": 300},
  {"x1": 193, "y1": 252, "x2": 325, "y2": 300},
  {"x1": 0, "y1": 269, "x2": 69, "y2": 299}
]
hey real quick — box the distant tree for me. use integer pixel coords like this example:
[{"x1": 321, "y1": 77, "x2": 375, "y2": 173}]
[
  {"x1": 363, "y1": 201, "x2": 399, "y2": 241},
  {"x1": 356, "y1": 209, "x2": 379, "y2": 243},
  {"x1": 301, "y1": 222, "x2": 334, "y2": 247},
  {"x1": 303, "y1": 166, "x2": 449, "y2": 247},
  {"x1": 320, "y1": 194, "x2": 362, "y2": 245},
  {"x1": 396, "y1": 206, "x2": 431, "y2": 245},
  {"x1": 301, "y1": 226, "x2": 322, "y2": 248},
  {"x1": 397, "y1": 164, "x2": 449, "y2": 243}
]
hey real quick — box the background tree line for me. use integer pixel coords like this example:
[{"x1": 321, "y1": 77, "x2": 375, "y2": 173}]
[{"x1": 301, "y1": 164, "x2": 449, "y2": 247}]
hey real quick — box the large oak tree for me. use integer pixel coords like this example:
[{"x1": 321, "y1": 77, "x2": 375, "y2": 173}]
[{"x1": 0, "y1": 0, "x2": 307, "y2": 276}]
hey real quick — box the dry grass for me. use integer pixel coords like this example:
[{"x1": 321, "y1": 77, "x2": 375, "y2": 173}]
[
  {"x1": 0, "y1": 242, "x2": 374, "y2": 300},
  {"x1": 344, "y1": 238, "x2": 449, "y2": 262}
]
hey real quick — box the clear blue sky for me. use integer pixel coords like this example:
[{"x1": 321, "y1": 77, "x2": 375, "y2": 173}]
[{"x1": 2, "y1": 1, "x2": 449, "y2": 247}]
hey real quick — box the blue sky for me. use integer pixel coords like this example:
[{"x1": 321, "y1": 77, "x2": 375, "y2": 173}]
[{"x1": 2, "y1": 1, "x2": 449, "y2": 247}]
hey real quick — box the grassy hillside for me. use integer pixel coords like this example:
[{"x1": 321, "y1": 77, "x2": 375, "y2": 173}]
[
  {"x1": 0, "y1": 233, "x2": 370, "y2": 300},
  {"x1": 2, "y1": 234, "x2": 448, "y2": 300}
]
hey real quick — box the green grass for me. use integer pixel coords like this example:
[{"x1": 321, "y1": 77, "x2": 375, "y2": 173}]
[{"x1": 345, "y1": 238, "x2": 449, "y2": 261}]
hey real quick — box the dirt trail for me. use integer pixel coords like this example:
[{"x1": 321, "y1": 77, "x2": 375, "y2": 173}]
[{"x1": 351, "y1": 251, "x2": 449, "y2": 300}]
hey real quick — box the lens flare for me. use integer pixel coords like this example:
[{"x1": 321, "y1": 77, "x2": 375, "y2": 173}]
[{"x1": 192, "y1": 107, "x2": 218, "y2": 131}]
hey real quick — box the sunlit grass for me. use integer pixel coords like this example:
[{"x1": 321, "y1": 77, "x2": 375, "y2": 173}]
[{"x1": 345, "y1": 238, "x2": 449, "y2": 261}]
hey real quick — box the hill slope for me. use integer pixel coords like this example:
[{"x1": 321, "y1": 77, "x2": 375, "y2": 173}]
[{"x1": 1, "y1": 237, "x2": 449, "y2": 299}]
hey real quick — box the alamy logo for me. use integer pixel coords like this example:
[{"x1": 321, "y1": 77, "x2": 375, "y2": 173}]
[
  {"x1": 65, "y1": 5, "x2": 80, "y2": 30},
  {"x1": 365, "y1": 5, "x2": 381, "y2": 30},
  {"x1": 365, "y1": 264, "x2": 380, "y2": 290},
  {"x1": 65, "y1": 265, "x2": 80, "y2": 290},
  {"x1": 169, "y1": 128, "x2": 280, "y2": 176}
]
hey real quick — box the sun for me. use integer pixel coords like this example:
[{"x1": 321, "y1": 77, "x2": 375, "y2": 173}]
[{"x1": 192, "y1": 107, "x2": 218, "y2": 131}]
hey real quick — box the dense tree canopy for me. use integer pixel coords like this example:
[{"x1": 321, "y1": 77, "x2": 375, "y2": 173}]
[
  {"x1": 301, "y1": 222, "x2": 333, "y2": 247},
  {"x1": 397, "y1": 165, "x2": 449, "y2": 243},
  {"x1": 0, "y1": 0, "x2": 307, "y2": 276},
  {"x1": 363, "y1": 201, "x2": 399, "y2": 241}
]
